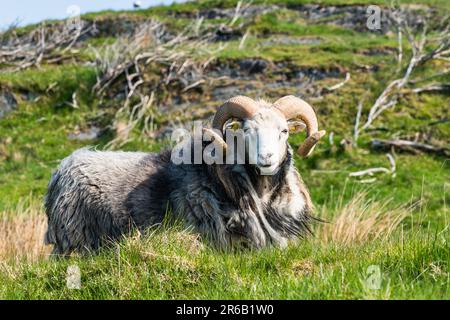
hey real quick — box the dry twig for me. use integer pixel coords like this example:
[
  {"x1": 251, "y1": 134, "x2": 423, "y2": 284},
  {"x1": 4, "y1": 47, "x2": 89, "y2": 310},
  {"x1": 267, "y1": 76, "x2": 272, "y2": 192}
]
[
  {"x1": 353, "y1": 8, "x2": 449, "y2": 143},
  {"x1": 349, "y1": 153, "x2": 396, "y2": 180},
  {"x1": 371, "y1": 139, "x2": 450, "y2": 156},
  {"x1": 0, "y1": 21, "x2": 94, "y2": 71}
]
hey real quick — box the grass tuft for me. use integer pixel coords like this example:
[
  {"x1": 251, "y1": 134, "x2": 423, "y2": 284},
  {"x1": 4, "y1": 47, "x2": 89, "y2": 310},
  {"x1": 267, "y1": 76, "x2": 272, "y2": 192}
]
[
  {"x1": 0, "y1": 197, "x2": 50, "y2": 262},
  {"x1": 317, "y1": 192, "x2": 413, "y2": 245}
]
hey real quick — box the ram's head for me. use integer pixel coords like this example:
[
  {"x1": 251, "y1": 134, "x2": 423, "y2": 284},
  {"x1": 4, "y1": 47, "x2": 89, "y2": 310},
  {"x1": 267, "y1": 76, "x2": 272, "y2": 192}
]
[{"x1": 207, "y1": 95, "x2": 326, "y2": 175}]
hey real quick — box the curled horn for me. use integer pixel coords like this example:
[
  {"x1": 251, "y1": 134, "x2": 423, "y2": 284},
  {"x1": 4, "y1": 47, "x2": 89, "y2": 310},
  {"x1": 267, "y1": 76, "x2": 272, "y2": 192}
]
[
  {"x1": 273, "y1": 95, "x2": 326, "y2": 157},
  {"x1": 212, "y1": 96, "x2": 259, "y2": 133}
]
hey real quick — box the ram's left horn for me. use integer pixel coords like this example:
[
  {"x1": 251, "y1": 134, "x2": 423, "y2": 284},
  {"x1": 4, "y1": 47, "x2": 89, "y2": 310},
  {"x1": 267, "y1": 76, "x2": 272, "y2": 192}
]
[{"x1": 273, "y1": 95, "x2": 325, "y2": 157}]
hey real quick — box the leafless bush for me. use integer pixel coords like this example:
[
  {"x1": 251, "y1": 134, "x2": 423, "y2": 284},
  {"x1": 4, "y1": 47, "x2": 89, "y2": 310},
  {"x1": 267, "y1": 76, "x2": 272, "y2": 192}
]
[
  {"x1": 92, "y1": 18, "x2": 228, "y2": 148},
  {"x1": 0, "y1": 21, "x2": 93, "y2": 71},
  {"x1": 353, "y1": 8, "x2": 449, "y2": 144},
  {"x1": 91, "y1": 1, "x2": 259, "y2": 148},
  {"x1": 105, "y1": 93, "x2": 158, "y2": 149},
  {"x1": 91, "y1": 20, "x2": 167, "y2": 95}
]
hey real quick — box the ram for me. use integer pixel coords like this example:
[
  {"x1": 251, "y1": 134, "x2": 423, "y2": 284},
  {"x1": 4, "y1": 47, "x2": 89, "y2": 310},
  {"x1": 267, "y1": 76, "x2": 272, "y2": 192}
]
[{"x1": 44, "y1": 95, "x2": 325, "y2": 254}]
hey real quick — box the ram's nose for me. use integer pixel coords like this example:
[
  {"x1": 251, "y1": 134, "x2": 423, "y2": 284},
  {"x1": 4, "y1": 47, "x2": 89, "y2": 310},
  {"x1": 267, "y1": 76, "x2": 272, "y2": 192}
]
[{"x1": 257, "y1": 153, "x2": 274, "y2": 166}]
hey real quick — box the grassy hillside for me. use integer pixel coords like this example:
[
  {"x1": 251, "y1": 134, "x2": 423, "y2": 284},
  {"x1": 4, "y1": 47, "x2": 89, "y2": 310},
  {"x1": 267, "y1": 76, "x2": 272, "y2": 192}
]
[{"x1": 0, "y1": 0, "x2": 448, "y2": 299}]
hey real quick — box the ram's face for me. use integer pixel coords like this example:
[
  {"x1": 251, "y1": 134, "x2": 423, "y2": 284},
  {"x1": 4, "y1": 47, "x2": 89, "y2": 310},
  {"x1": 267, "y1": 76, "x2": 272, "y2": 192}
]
[
  {"x1": 213, "y1": 95, "x2": 324, "y2": 174},
  {"x1": 240, "y1": 108, "x2": 288, "y2": 175}
]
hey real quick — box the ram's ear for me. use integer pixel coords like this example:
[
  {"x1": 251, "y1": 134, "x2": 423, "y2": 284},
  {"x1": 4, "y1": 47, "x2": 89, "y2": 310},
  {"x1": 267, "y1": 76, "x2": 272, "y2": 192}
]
[
  {"x1": 224, "y1": 119, "x2": 243, "y2": 131},
  {"x1": 288, "y1": 120, "x2": 306, "y2": 134}
]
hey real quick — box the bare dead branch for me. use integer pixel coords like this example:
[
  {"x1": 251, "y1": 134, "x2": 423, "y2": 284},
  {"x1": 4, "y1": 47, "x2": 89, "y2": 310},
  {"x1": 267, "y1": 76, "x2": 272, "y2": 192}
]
[
  {"x1": 353, "y1": 94, "x2": 365, "y2": 146},
  {"x1": 349, "y1": 154, "x2": 396, "y2": 180},
  {"x1": 408, "y1": 67, "x2": 450, "y2": 84},
  {"x1": 92, "y1": 18, "x2": 227, "y2": 149},
  {"x1": 0, "y1": 21, "x2": 94, "y2": 71},
  {"x1": 349, "y1": 167, "x2": 391, "y2": 177},
  {"x1": 386, "y1": 153, "x2": 396, "y2": 177},
  {"x1": 353, "y1": 8, "x2": 449, "y2": 143},
  {"x1": 326, "y1": 72, "x2": 351, "y2": 92},
  {"x1": 408, "y1": 83, "x2": 450, "y2": 93},
  {"x1": 229, "y1": 1, "x2": 253, "y2": 27},
  {"x1": 371, "y1": 139, "x2": 450, "y2": 156}
]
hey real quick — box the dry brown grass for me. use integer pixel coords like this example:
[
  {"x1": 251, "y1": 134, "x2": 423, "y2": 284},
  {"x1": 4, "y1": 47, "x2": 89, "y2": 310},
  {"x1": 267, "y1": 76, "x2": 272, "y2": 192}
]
[
  {"x1": 317, "y1": 192, "x2": 412, "y2": 245},
  {"x1": 0, "y1": 192, "x2": 411, "y2": 263},
  {"x1": 0, "y1": 198, "x2": 51, "y2": 262}
]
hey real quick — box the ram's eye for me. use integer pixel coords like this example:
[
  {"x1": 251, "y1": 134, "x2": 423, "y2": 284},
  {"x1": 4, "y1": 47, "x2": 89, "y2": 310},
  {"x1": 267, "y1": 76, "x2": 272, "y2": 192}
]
[{"x1": 281, "y1": 129, "x2": 288, "y2": 134}]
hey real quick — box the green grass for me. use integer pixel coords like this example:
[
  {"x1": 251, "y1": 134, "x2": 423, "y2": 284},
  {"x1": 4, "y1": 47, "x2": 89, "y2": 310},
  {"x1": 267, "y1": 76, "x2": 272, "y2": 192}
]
[
  {"x1": 0, "y1": 65, "x2": 98, "y2": 209},
  {"x1": 0, "y1": 214, "x2": 448, "y2": 299}
]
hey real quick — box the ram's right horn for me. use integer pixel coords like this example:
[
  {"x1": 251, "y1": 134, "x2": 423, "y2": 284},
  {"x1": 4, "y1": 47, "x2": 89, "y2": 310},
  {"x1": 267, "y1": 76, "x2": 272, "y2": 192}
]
[
  {"x1": 273, "y1": 95, "x2": 326, "y2": 157},
  {"x1": 212, "y1": 96, "x2": 259, "y2": 133}
]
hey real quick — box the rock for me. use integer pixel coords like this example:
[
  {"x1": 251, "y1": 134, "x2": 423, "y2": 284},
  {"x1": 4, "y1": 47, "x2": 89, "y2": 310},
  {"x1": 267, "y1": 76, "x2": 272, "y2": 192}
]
[
  {"x1": 174, "y1": 5, "x2": 279, "y2": 20},
  {"x1": 262, "y1": 37, "x2": 323, "y2": 47},
  {"x1": 288, "y1": 4, "x2": 432, "y2": 33},
  {"x1": 68, "y1": 126, "x2": 101, "y2": 141},
  {"x1": 238, "y1": 58, "x2": 268, "y2": 74},
  {"x1": 0, "y1": 89, "x2": 17, "y2": 119},
  {"x1": 214, "y1": 24, "x2": 243, "y2": 42},
  {"x1": 212, "y1": 84, "x2": 246, "y2": 101},
  {"x1": 20, "y1": 90, "x2": 39, "y2": 102},
  {"x1": 360, "y1": 47, "x2": 397, "y2": 56}
]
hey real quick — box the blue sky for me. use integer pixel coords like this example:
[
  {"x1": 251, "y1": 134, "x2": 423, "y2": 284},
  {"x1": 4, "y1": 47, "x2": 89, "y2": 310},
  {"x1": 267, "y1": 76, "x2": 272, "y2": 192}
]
[{"x1": 1, "y1": 0, "x2": 185, "y2": 29}]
